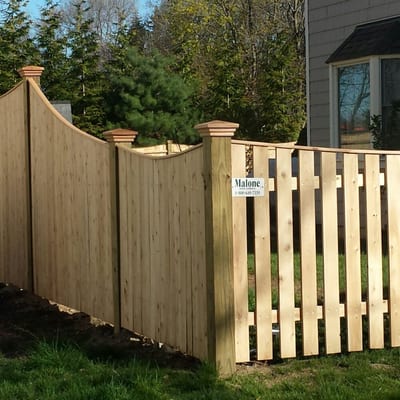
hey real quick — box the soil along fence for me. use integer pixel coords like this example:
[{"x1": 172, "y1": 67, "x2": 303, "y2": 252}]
[{"x1": 2, "y1": 67, "x2": 400, "y2": 375}]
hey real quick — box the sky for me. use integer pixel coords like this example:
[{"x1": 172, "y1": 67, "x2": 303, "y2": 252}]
[{"x1": 26, "y1": 0, "x2": 153, "y2": 20}]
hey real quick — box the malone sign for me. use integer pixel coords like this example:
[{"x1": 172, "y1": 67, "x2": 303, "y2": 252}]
[{"x1": 232, "y1": 178, "x2": 265, "y2": 197}]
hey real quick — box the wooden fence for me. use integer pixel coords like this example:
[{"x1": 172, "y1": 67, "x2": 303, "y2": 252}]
[
  {"x1": 232, "y1": 140, "x2": 400, "y2": 362},
  {"x1": 2, "y1": 67, "x2": 400, "y2": 375},
  {"x1": 0, "y1": 67, "x2": 236, "y2": 375}
]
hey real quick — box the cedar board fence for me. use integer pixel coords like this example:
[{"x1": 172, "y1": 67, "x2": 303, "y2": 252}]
[{"x1": 1, "y1": 68, "x2": 400, "y2": 375}]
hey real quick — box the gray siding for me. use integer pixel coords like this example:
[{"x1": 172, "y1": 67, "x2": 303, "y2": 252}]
[{"x1": 307, "y1": 0, "x2": 400, "y2": 147}]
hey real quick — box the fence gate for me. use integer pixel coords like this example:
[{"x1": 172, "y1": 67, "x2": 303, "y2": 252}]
[{"x1": 232, "y1": 139, "x2": 400, "y2": 363}]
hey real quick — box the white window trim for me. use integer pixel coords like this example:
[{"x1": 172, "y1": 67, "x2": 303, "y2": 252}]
[{"x1": 330, "y1": 55, "x2": 400, "y2": 148}]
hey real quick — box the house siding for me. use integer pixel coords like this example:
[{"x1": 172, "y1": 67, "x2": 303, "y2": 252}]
[{"x1": 307, "y1": 0, "x2": 400, "y2": 147}]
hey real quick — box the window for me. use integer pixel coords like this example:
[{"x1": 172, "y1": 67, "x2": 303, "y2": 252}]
[
  {"x1": 327, "y1": 17, "x2": 400, "y2": 149},
  {"x1": 338, "y1": 63, "x2": 370, "y2": 148},
  {"x1": 381, "y1": 59, "x2": 400, "y2": 148}
]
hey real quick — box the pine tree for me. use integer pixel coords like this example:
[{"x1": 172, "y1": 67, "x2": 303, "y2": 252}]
[
  {"x1": 36, "y1": 0, "x2": 69, "y2": 100},
  {"x1": 65, "y1": 0, "x2": 104, "y2": 136},
  {"x1": 106, "y1": 47, "x2": 200, "y2": 144},
  {"x1": 0, "y1": 0, "x2": 39, "y2": 93}
]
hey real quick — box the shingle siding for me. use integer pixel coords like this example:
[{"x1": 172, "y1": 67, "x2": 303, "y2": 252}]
[{"x1": 307, "y1": 0, "x2": 400, "y2": 147}]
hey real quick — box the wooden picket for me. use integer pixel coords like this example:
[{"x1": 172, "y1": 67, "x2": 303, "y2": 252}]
[
  {"x1": 298, "y1": 150, "x2": 318, "y2": 356},
  {"x1": 253, "y1": 147, "x2": 273, "y2": 360},
  {"x1": 232, "y1": 143, "x2": 250, "y2": 362},
  {"x1": 320, "y1": 152, "x2": 341, "y2": 354}
]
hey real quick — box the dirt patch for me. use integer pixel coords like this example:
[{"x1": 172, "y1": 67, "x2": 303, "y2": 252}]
[{"x1": 0, "y1": 282, "x2": 200, "y2": 370}]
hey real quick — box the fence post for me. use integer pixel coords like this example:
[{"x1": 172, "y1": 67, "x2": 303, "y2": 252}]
[
  {"x1": 103, "y1": 128, "x2": 138, "y2": 334},
  {"x1": 17, "y1": 66, "x2": 44, "y2": 293},
  {"x1": 195, "y1": 120, "x2": 238, "y2": 376}
]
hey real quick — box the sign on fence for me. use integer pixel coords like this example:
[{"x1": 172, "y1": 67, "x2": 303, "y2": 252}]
[{"x1": 232, "y1": 178, "x2": 265, "y2": 197}]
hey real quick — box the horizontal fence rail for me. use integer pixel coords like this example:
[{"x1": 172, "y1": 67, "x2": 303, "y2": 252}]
[{"x1": 232, "y1": 140, "x2": 400, "y2": 362}]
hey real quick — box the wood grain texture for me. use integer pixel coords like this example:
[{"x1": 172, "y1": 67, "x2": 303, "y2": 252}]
[
  {"x1": 253, "y1": 146, "x2": 273, "y2": 360},
  {"x1": 276, "y1": 147, "x2": 296, "y2": 359},
  {"x1": 299, "y1": 150, "x2": 319, "y2": 356},
  {"x1": 364, "y1": 154, "x2": 384, "y2": 349},
  {"x1": 320, "y1": 152, "x2": 341, "y2": 354},
  {"x1": 29, "y1": 80, "x2": 114, "y2": 323},
  {"x1": 231, "y1": 143, "x2": 250, "y2": 362},
  {"x1": 386, "y1": 155, "x2": 400, "y2": 347},
  {"x1": 0, "y1": 82, "x2": 31, "y2": 289},
  {"x1": 343, "y1": 153, "x2": 363, "y2": 352}
]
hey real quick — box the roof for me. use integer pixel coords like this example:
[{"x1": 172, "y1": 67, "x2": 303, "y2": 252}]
[{"x1": 326, "y1": 16, "x2": 400, "y2": 63}]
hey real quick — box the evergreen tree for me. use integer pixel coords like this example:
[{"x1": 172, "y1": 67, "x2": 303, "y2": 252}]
[
  {"x1": 106, "y1": 47, "x2": 200, "y2": 144},
  {"x1": 0, "y1": 0, "x2": 39, "y2": 93},
  {"x1": 66, "y1": 0, "x2": 104, "y2": 136},
  {"x1": 36, "y1": 0, "x2": 69, "y2": 100},
  {"x1": 257, "y1": 32, "x2": 305, "y2": 142},
  {"x1": 150, "y1": 0, "x2": 306, "y2": 142}
]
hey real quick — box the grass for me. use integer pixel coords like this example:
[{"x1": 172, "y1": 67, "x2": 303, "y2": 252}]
[
  {"x1": 247, "y1": 252, "x2": 389, "y2": 310},
  {"x1": 1, "y1": 340, "x2": 400, "y2": 399}
]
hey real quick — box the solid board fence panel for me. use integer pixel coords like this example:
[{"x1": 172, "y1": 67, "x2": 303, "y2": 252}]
[
  {"x1": 29, "y1": 80, "x2": 115, "y2": 324},
  {"x1": 0, "y1": 82, "x2": 31, "y2": 289},
  {"x1": 119, "y1": 146, "x2": 208, "y2": 360},
  {"x1": 231, "y1": 143, "x2": 250, "y2": 363}
]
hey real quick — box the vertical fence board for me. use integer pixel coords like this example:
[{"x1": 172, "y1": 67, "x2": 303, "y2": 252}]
[
  {"x1": 150, "y1": 157, "x2": 160, "y2": 341},
  {"x1": 365, "y1": 154, "x2": 384, "y2": 349},
  {"x1": 276, "y1": 147, "x2": 296, "y2": 359},
  {"x1": 183, "y1": 154, "x2": 193, "y2": 356},
  {"x1": 253, "y1": 147, "x2": 273, "y2": 360},
  {"x1": 132, "y1": 154, "x2": 143, "y2": 333},
  {"x1": 232, "y1": 143, "x2": 250, "y2": 362},
  {"x1": 299, "y1": 150, "x2": 319, "y2": 356},
  {"x1": 343, "y1": 153, "x2": 363, "y2": 352},
  {"x1": 190, "y1": 148, "x2": 208, "y2": 360},
  {"x1": 0, "y1": 83, "x2": 31, "y2": 289},
  {"x1": 175, "y1": 156, "x2": 187, "y2": 351},
  {"x1": 320, "y1": 152, "x2": 341, "y2": 354},
  {"x1": 386, "y1": 155, "x2": 400, "y2": 347},
  {"x1": 141, "y1": 158, "x2": 152, "y2": 337},
  {"x1": 119, "y1": 149, "x2": 131, "y2": 328}
]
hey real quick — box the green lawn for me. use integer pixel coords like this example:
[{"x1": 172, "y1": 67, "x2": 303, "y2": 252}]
[
  {"x1": 248, "y1": 252, "x2": 389, "y2": 309},
  {"x1": 1, "y1": 341, "x2": 400, "y2": 399}
]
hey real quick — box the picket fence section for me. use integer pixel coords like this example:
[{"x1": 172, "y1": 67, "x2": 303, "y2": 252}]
[{"x1": 232, "y1": 140, "x2": 400, "y2": 362}]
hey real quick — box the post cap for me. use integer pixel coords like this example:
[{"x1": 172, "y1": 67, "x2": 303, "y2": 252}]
[
  {"x1": 103, "y1": 128, "x2": 138, "y2": 143},
  {"x1": 18, "y1": 66, "x2": 44, "y2": 79},
  {"x1": 194, "y1": 120, "x2": 239, "y2": 138}
]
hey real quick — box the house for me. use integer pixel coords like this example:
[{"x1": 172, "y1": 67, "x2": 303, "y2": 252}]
[{"x1": 306, "y1": 0, "x2": 400, "y2": 149}]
